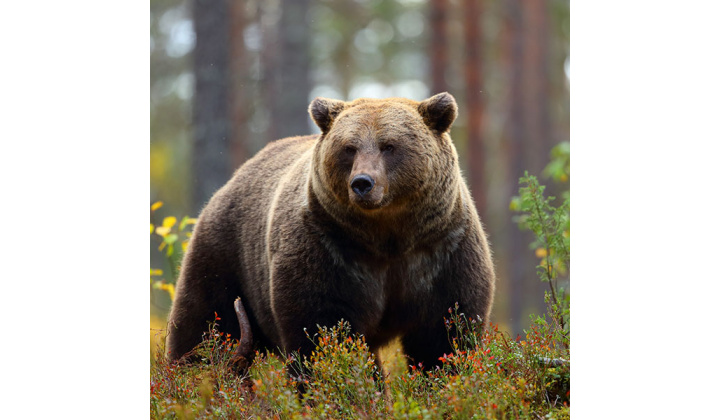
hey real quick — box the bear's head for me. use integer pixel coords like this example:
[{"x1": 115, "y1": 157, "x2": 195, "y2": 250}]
[{"x1": 309, "y1": 93, "x2": 460, "y2": 216}]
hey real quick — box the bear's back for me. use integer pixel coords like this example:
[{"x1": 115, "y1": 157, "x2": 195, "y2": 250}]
[{"x1": 204, "y1": 134, "x2": 318, "y2": 234}]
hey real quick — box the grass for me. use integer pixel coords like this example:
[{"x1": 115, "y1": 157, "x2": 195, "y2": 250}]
[{"x1": 150, "y1": 307, "x2": 569, "y2": 419}]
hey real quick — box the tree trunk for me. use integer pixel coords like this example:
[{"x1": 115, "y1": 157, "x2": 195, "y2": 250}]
[
  {"x1": 521, "y1": 0, "x2": 551, "y2": 177},
  {"x1": 429, "y1": 0, "x2": 450, "y2": 95},
  {"x1": 260, "y1": 1, "x2": 280, "y2": 144},
  {"x1": 191, "y1": 0, "x2": 232, "y2": 214},
  {"x1": 229, "y1": 0, "x2": 249, "y2": 170},
  {"x1": 503, "y1": 0, "x2": 555, "y2": 336},
  {"x1": 520, "y1": 0, "x2": 553, "y2": 314},
  {"x1": 464, "y1": 0, "x2": 486, "y2": 221},
  {"x1": 504, "y1": 0, "x2": 534, "y2": 336},
  {"x1": 275, "y1": 0, "x2": 312, "y2": 138}
]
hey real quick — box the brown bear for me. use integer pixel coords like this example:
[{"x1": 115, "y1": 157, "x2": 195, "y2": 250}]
[{"x1": 166, "y1": 92, "x2": 495, "y2": 369}]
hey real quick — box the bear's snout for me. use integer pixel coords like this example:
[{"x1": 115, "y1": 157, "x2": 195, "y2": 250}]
[
  {"x1": 347, "y1": 151, "x2": 387, "y2": 209},
  {"x1": 350, "y1": 174, "x2": 375, "y2": 197}
]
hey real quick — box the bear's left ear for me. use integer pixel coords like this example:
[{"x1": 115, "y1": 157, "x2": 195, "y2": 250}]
[
  {"x1": 309, "y1": 97, "x2": 346, "y2": 134},
  {"x1": 417, "y1": 92, "x2": 458, "y2": 134}
]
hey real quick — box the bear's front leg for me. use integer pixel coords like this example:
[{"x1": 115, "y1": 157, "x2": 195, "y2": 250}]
[
  {"x1": 267, "y1": 248, "x2": 382, "y2": 360},
  {"x1": 401, "y1": 314, "x2": 454, "y2": 370},
  {"x1": 402, "y1": 229, "x2": 495, "y2": 370}
]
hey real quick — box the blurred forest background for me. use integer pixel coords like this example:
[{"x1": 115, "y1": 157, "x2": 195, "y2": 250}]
[{"x1": 150, "y1": 0, "x2": 569, "y2": 338}]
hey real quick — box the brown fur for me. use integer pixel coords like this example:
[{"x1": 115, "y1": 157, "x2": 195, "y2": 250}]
[{"x1": 166, "y1": 93, "x2": 496, "y2": 368}]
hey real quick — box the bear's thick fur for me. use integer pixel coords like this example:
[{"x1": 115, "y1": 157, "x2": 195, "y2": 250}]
[{"x1": 166, "y1": 93, "x2": 495, "y2": 368}]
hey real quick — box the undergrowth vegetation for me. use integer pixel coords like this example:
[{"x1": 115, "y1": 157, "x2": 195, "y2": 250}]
[
  {"x1": 150, "y1": 143, "x2": 570, "y2": 419},
  {"x1": 152, "y1": 311, "x2": 569, "y2": 419}
]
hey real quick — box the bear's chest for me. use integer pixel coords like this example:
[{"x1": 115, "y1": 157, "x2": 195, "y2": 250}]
[
  {"x1": 336, "y1": 242, "x2": 450, "y2": 303},
  {"x1": 343, "y1": 223, "x2": 465, "y2": 287}
]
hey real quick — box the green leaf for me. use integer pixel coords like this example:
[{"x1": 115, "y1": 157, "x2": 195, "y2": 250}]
[
  {"x1": 509, "y1": 196, "x2": 521, "y2": 211},
  {"x1": 179, "y1": 216, "x2": 198, "y2": 231}
]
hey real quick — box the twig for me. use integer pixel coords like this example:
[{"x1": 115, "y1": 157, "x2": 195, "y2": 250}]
[
  {"x1": 231, "y1": 297, "x2": 254, "y2": 371},
  {"x1": 538, "y1": 357, "x2": 568, "y2": 367}
]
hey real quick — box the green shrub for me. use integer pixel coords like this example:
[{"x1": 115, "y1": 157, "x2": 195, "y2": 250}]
[
  {"x1": 511, "y1": 141, "x2": 570, "y2": 349},
  {"x1": 301, "y1": 321, "x2": 384, "y2": 418}
]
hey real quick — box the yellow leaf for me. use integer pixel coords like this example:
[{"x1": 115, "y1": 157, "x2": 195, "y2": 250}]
[
  {"x1": 535, "y1": 248, "x2": 548, "y2": 258},
  {"x1": 185, "y1": 218, "x2": 198, "y2": 225},
  {"x1": 150, "y1": 223, "x2": 154, "y2": 234},
  {"x1": 154, "y1": 282, "x2": 176, "y2": 301},
  {"x1": 181, "y1": 240, "x2": 189, "y2": 253},
  {"x1": 151, "y1": 201, "x2": 163, "y2": 212},
  {"x1": 162, "y1": 216, "x2": 177, "y2": 228},
  {"x1": 161, "y1": 283, "x2": 176, "y2": 301},
  {"x1": 150, "y1": 268, "x2": 163, "y2": 276},
  {"x1": 155, "y1": 226, "x2": 171, "y2": 237},
  {"x1": 158, "y1": 242, "x2": 166, "y2": 252}
]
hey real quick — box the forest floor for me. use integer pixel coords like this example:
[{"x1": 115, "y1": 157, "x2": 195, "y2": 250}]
[{"x1": 150, "y1": 308, "x2": 569, "y2": 419}]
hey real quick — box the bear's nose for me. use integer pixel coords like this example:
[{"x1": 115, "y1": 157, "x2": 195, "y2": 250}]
[{"x1": 351, "y1": 174, "x2": 375, "y2": 197}]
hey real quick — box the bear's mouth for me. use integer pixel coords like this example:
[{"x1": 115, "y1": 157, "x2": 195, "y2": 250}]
[
  {"x1": 349, "y1": 187, "x2": 387, "y2": 211},
  {"x1": 353, "y1": 198, "x2": 384, "y2": 210}
]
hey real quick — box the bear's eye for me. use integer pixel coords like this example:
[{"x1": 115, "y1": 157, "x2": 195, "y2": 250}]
[
  {"x1": 380, "y1": 144, "x2": 394, "y2": 153},
  {"x1": 343, "y1": 146, "x2": 356, "y2": 156}
]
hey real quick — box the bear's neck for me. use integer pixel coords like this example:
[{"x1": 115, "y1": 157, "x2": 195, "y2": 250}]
[{"x1": 307, "y1": 170, "x2": 464, "y2": 258}]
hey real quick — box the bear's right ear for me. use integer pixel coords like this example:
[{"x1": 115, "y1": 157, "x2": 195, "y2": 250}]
[{"x1": 309, "y1": 97, "x2": 346, "y2": 134}]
